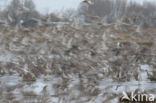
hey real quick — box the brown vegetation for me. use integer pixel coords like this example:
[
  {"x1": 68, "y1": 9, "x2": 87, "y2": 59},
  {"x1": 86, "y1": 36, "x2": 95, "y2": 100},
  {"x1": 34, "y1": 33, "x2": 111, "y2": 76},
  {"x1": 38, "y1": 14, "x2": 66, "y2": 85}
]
[{"x1": 0, "y1": 23, "x2": 155, "y2": 102}]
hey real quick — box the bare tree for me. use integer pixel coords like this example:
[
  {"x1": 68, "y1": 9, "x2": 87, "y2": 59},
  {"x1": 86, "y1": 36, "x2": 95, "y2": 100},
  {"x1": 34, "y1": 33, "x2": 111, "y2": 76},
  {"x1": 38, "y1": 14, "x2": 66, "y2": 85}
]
[
  {"x1": 77, "y1": 0, "x2": 156, "y2": 27},
  {"x1": 4, "y1": 0, "x2": 39, "y2": 25}
]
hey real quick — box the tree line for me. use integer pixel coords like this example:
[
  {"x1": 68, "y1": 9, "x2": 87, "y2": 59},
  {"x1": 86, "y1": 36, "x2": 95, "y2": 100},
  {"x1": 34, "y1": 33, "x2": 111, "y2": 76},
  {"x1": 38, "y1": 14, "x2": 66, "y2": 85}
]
[{"x1": 0, "y1": 0, "x2": 156, "y2": 27}]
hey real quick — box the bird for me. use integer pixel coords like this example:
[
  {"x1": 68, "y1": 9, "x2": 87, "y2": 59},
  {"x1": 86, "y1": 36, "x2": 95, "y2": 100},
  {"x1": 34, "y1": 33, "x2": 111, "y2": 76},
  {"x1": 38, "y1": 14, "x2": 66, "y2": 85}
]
[
  {"x1": 79, "y1": 0, "x2": 94, "y2": 15},
  {"x1": 83, "y1": 0, "x2": 94, "y2": 5},
  {"x1": 19, "y1": 0, "x2": 30, "y2": 12},
  {"x1": 19, "y1": 19, "x2": 24, "y2": 27},
  {"x1": 7, "y1": 14, "x2": 13, "y2": 23}
]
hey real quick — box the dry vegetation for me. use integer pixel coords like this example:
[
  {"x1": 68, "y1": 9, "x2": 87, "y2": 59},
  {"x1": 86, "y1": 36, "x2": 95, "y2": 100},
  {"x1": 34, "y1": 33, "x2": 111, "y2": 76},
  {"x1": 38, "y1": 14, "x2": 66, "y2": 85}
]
[
  {"x1": 0, "y1": 0, "x2": 156, "y2": 103},
  {"x1": 0, "y1": 23, "x2": 155, "y2": 103}
]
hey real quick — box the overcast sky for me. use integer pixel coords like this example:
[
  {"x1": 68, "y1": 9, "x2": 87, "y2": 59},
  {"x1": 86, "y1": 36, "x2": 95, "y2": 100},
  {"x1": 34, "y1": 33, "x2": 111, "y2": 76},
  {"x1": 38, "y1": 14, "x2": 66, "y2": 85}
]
[
  {"x1": 0, "y1": 0, "x2": 156, "y2": 14},
  {"x1": 33, "y1": 0, "x2": 156, "y2": 14},
  {"x1": 33, "y1": 0, "x2": 82, "y2": 14}
]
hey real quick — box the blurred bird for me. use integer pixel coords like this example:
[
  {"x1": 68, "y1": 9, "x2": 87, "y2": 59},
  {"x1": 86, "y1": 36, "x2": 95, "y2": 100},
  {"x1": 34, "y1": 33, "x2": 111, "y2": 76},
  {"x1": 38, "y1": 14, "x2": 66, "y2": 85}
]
[
  {"x1": 42, "y1": 85, "x2": 48, "y2": 93},
  {"x1": 19, "y1": 5, "x2": 30, "y2": 12},
  {"x1": 56, "y1": 9, "x2": 64, "y2": 20},
  {"x1": 79, "y1": 0, "x2": 94, "y2": 16},
  {"x1": 83, "y1": 0, "x2": 94, "y2": 5},
  {"x1": 19, "y1": 0, "x2": 30, "y2": 12},
  {"x1": 19, "y1": 19, "x2": 24, "y2": 27},
  {"x1": 7, "y1": 14, "x2": 13, "y2": 23}
]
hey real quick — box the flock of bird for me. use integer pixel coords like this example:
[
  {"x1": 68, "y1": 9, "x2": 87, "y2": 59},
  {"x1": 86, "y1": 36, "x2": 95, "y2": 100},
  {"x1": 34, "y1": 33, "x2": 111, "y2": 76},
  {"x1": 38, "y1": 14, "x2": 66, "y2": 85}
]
[{"x1": 0, "y1": 0, "x2": 155, "y2": 103}]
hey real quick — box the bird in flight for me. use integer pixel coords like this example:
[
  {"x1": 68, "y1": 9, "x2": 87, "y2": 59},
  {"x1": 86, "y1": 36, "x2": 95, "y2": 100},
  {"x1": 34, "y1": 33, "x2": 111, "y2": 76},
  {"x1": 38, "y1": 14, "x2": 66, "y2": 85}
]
[
  {"x1": 7, "y1": 14, "x2": 13, "y2": 23},
  {"x1": 83, "y1": 0, "x2": 94, "y2": 5},
  {"x1": 79, "y1": 0, "x2": 94, "y2": 15},
  {"x1": 19, "y1": 0, "x2": 30, "y2": 12}
]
